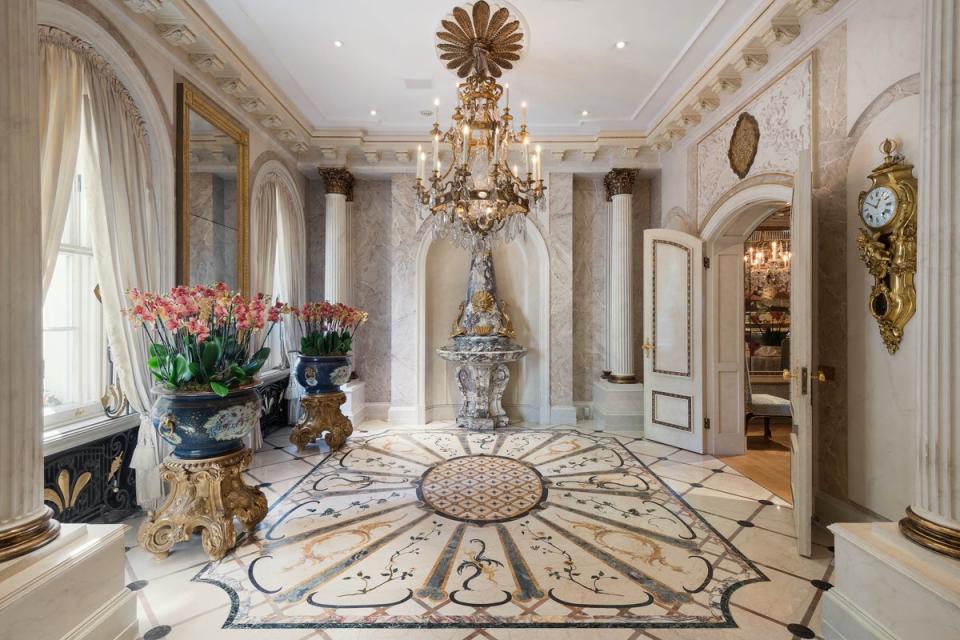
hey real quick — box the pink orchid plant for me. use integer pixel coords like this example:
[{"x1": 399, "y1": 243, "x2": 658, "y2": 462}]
[
  {"x1": 294, "y1": 301, "x2": 368, "y2": 356},
  {"x1": 126, "y1": 282, "x2": 288, "y2": 396}
]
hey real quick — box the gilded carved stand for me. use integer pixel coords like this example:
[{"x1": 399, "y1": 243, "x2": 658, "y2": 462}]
[
  {"x1": 290, "y1": 391, "x2": 353, "y2": 452},
  {"x1": 138, "y1": 448, "x2": 267, "y2": 561}
]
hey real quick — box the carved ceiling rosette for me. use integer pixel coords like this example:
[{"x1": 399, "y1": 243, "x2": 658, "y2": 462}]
[
  {"x1": 728, "y1": 112, "x2": 760, "y2": 179},
  {"x1": 435, "y1": 0, "x2": 524, "y2": 78}
]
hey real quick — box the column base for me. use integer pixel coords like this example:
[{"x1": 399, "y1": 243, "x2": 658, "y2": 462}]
[
  {"x1": 0, "y1": 523, "x2": 136, "y2": 640},
  {"x1": 899, "y1": 506, "x2": 960, "y2": 560},
  {"x1": 608, "y1": 373, "x2": 638, "y2": 384},
  {"x1": 824, "y1": 522, "x2": 960, "y2": 640},
  {"x1": 138, "y1": 448, "x2": 267, "y2": 561},
  {"x1": 0, "y1": 505, "x2": 60, "y2": 562},
  {"x1": 342, "y1": 380, "x2": 367, "y2": 426},
  {"x1": 292, "y1": 391, "x2": 354, "y2": 452},
  {"x1": 592, "y1": 380, "x2": 643, "y2": 430}
]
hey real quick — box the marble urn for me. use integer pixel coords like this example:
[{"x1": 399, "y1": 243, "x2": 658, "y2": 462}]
[{"x1": 437, "y1": 249, "x2": 527, "y2": 430}]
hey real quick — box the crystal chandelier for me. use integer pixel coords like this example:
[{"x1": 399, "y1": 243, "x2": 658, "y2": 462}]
[
  {"x1": 415, "y1": 1, "x2": 546, "y2": 251},
  {"x1": 744, "y1": 229, "x2": 792, "y2": 301}
]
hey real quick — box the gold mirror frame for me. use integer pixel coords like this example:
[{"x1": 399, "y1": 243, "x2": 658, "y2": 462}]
[{"x1": 176, "y1": 82, "x2": 250, "y2": 295}]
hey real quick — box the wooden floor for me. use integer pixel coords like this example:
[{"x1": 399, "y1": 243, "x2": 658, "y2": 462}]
[{"x1": 719, "y1": 420, "x2": 793, "y2": 503}]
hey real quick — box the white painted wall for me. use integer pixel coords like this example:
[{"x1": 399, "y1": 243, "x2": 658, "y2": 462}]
[{"x1": 844, "y1": 96, "x2": 920, "y2": 521}]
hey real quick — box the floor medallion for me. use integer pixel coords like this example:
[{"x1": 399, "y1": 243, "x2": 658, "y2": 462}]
[{"x1": 195, "y1": 428, "x2": 767, "y2": 628}]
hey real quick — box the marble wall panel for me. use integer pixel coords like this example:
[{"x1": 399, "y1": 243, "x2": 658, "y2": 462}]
[
  {"x1": 548, "y1": 173, "x2": 573, "y2": 408},
  {"x1": 812, "y1": 25, "x2": 850, "y2": 501},
  {"x1": 305, "y1": 178, "x2": 325, "y2": 301},
  {"x1": 572, "y1": 177, "x2": 607, "y2": 401},
  {"x1": 390, "y1": 174, "x2": 421, "y2": 409},
  {"x1": 351, "y1": 179, "x2": 392, "y2": 403},
  {"x1": 632, "y1": 178, "x2": 652, "y2": 382},
  {"x1": 188, "y1": 172, "x2": 238, "y2": 286}
]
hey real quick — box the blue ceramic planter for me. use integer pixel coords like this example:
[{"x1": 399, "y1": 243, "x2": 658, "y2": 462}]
[
  {"x1": 294, "y1": 354, "x2": 352, "y2": 395},
  {"x1": 151, "y1": 384, "x2": 260, "y2": 459}
]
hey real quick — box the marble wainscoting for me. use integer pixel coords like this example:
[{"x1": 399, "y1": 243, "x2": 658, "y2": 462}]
[
  {"x1": 351, "y1": 179, "x2": 392, "y2": 404},
  {"x1": 388, "y1": 174, "x2": 422, "y2": 422}
]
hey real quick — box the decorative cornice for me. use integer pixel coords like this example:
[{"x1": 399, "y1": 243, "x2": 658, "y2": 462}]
[
  {"x1": 189, "y1": 52, "x2": 225, "y2": 73},
  {"x1": 319, "y1": 168, "x2": 354, "y2": 196},
  {"x1": 156, "y1": 23, "x2": 196, "y2": 47},
  {"x1": 219, "y1": 77, "x2": 248, "y2": 95},
  {"x1": 122, "y1": 0, "x2": 161, "y2": 13},
  {"x1": 605, "y1": 168, "x2": 638, "y2": 199}
]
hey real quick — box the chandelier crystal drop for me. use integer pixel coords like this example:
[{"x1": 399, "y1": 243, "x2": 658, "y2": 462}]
[{"x1": 415, "y1": 1, "x2": 546, "y2": 251}]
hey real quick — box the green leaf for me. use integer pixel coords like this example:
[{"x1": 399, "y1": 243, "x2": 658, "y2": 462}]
[
  {"x1": 172, "y1": 354, "x2": 189, "y2": 384},
  {"x1": 210, "y1": 381, "x2": 229, "y2": 397},
  {"x1": 201, "y1": 340, "x2": 221, "y2": 373},
  {"x1": 251, "y1": 347, "x2": 270, "y2": 363},
  {"x1": 188, "y1": 362, "x2": 203, "y2": 379},
  {"x1": 148, "y1": 343, "x2": 168, "y2": 359}
]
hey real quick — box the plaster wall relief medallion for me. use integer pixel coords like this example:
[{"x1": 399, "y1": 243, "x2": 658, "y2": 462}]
[
  {"x1": 697, "y1": 55, "x2": 812, "y2": 223},
  {"x1": 727, "y1": 112, "x2": 760, "y2": 179}
]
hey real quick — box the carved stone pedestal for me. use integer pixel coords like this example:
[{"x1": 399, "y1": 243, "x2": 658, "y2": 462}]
[
  {"x1": 437, "y1": 344, "x2": 528, "y2": 430},
  {"x1": 291, "y1": 391, "x2": 353, "y2": 452},
  {"x1": 138, "y1": 448, "x2": 267, "y2": 561}
]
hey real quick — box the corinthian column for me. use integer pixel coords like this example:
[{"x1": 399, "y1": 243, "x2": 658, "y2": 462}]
[
  {"x1": 0, "y1": 0, "x2": 60, "y2": 561},
  {"x1": 606, "y1": 168, "x2": 639, "y2": 383},
  {"x1": 900, "y1": 0, "x2": 960, "y2": 558},
  {"x1": 319, "y1": 168, "x2": 353, "y2": 304}
]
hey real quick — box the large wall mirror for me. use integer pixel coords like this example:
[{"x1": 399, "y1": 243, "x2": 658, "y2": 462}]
[{"x1": 176, "y1": 82, "x2": 249, "y2": 294}]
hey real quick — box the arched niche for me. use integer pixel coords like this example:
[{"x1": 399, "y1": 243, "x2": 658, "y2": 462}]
[{"x1": 417, "y1": 219, "x2": 551, "y2": 425}]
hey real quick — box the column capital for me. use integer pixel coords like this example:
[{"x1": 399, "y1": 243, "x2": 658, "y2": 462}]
[
  {"x1": 318, "y1": 167, "x2": 354, "y2": 197},
  {"x1": 604, "y1": 168, "x2": 638, "y2": 200}
]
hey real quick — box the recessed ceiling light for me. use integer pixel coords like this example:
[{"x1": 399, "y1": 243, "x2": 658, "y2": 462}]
[
  {"x1": 333, "y1": 40, "x2": 343, "y2": 48},
  {"x1": 369, "y1": 109, "x2": 377, "y2": 116},
  {"x1": 581, "y1": 109, "x2": 589, "y2": 117},
  {"x1": 616, "y1": 40, "x2": 627, "y2": 49}
]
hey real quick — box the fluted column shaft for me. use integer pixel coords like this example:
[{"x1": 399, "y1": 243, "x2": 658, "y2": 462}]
[
  {"x1": 902, "y1": 0, "x2": 960, "y2": 554},
  {"x1": 0, "y1": 0, "x2": 60, "y2": 558},
  {"x1": 319, "y1": 168, "x2": 353, "y2": 305},
  {"x1": 605, "y1": 169, "x2": 638, "y2": 384},
  {"x1": 602, "y1": 193, "x2": 612, "y2": 378}
]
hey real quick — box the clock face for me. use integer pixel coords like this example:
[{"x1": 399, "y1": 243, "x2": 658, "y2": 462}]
[{"x1": 861, "y1": 186, "x2": 898, "y2": 228}]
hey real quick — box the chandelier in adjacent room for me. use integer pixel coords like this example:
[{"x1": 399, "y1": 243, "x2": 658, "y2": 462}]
[{"x1": 415, "y1": 0, "x2": 546, "y2": 250}]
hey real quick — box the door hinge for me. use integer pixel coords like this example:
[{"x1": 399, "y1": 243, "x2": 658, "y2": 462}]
[
  {"x1": 703, "y1": 256, "x2": 711, "y2": 269},
  {"x1": 704, "y1": 417, "x2": 711, "y2": 430}
]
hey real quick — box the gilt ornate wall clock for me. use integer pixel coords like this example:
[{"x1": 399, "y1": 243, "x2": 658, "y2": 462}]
[
  {"x1": 728, "y1": 111, "x2": 760, "y2": 179},
  {"x1": 856, "y1": 139, "x2": 918, "y2": 354}
]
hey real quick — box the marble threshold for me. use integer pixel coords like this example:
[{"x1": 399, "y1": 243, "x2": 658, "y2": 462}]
[{"x1": 121, "y1": 419, "x2": 834, "y2": 640}]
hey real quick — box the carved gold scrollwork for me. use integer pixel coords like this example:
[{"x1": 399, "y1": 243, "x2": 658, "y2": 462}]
[
  {"x1": 137, "y1": 448, "x2": 267, "y2": 561},
  {"x1": 291, "y1": 392, "x2": 354, "y2": 453}
]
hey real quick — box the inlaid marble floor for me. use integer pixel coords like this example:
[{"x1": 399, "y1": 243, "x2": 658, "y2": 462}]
[{"x1": 123, "y1": 421, "x2": 834, "y2": 640}]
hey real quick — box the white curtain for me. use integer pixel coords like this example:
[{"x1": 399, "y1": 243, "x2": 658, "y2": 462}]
[
  {"x1": 275, "y1": 185, "x2": 308, "y2": 423},
  {"x1": 40, "y1": 27, "x2": 169, "y2": 506},
  {"x1": 39, "y1": 32, "x2": 84, "y2": 298}
]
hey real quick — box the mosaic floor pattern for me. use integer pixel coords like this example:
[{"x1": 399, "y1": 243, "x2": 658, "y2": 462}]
[{"x1": 194, "y1": 428, "x2": 768, "y2": 629}]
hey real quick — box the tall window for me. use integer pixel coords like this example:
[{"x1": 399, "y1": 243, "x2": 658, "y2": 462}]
[
  {"x1": 42, "y1": 133, "x2": 108, "y2": 428},
  {"x1": 269, "y1": 187, "x2": 290, "y2": 369}
]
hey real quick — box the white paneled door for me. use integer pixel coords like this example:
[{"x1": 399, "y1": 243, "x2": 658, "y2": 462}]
[
  {"x1": 642, "y1": 229, "x2": 704, "y2": 453},
  {"x1": 789, "y1": 149, "x2": 814, "y2": 557}
]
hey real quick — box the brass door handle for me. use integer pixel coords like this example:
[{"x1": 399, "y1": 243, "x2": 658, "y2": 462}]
[
  {"x1": 642, "y1": 340, "x2": 653, "y2": 357},
  {"x1": 816, "y1": 366, "x2": 835, "y2": 383},
  {"x1": 782, "y1": 369, "x2": 793, "y2": 380}
]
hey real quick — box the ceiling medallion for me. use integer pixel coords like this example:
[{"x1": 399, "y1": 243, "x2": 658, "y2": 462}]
[
  {"x1": 728, "y1": 112, "x2": 760, "y2": 179},
  {"x1": 415, "y1": 0, "x2": 545, "y2": 251}
]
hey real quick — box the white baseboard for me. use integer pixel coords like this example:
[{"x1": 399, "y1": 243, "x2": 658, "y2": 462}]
[
  {"x1": 823, "y1": 587, "x2": 898, "y2": 640},
  {"x1": 815, "y1": 491, "x2": 884, "y2": 527},
  {"x1": 387, "y1": 405, "x2": 421, "y2": 425},
  {"x1": 550, "y1": 405, "x2": 577, "y2": 425},
  {"x1": 361, "y1": 402, "x2": 390, "y2": 422}
]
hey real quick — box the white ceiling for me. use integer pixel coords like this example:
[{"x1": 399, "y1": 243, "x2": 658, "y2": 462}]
[{"x1": 201, "y1": 0, "x2": 766, "y2": 138}]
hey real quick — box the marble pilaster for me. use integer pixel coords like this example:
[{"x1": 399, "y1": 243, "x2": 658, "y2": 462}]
[
  {"x1": 0, "y1": 0, "x2": 59, "y2": 558},
  {"x1": 305, "y1": 179, "x2": 325, "y2": 301},
  {"x1": 388, "y1": 174, "x2": 421, "y2": 421}
]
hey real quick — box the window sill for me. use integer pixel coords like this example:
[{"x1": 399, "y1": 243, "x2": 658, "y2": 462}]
[{"x1": 43, "y1": 412, "x2": 140, "y2": 457}]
